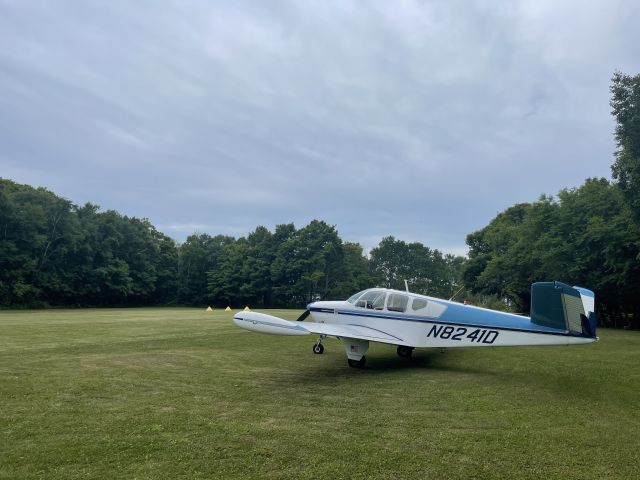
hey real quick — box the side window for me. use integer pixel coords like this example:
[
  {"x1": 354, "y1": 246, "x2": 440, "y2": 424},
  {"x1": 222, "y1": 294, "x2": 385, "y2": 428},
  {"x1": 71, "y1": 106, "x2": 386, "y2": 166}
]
[
  {"x1": 411, "y1": 298, "x2": 428, "y2": 311},
  {"x1": 387, "y1": 294, "x2": 409, "y2": 313},
  {"x1": 372, "y1": 293, "x2": 387, "y2": 310},
  {"x1": 356, "y1": 290, "x2": 386, "y2": 310}
]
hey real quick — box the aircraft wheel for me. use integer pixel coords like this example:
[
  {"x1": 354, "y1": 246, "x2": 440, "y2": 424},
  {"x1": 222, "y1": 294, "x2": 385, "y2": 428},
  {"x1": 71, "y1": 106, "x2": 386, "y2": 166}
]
[
  {"x1": 397, "y1": 346, "x2": 414, "y2": 358},
  {"x1": 347, "y1": 356, "x2": 366, "y2": 368},
  {"x1": 313, "y1": 343, "x2": 324, "y2": 354}
]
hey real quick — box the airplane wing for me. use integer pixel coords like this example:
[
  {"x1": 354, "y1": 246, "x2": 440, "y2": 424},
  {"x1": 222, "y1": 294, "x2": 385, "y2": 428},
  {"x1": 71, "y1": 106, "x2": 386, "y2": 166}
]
[
  {"x1": 300, "y1": 320, "x2": 403, "y2": 343},
  {"x1": 233, "y1": 311, "x2": 403, "y2": 344}
]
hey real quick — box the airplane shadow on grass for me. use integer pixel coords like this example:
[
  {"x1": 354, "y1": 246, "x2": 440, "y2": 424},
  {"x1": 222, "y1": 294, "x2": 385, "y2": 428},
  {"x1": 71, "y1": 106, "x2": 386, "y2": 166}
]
[
  {"x1": 286, "y1": 350, "x2": 500, "y2": 380},
  {"x1": 273, "y1": 350, "x2": 605, "y2": 403}
]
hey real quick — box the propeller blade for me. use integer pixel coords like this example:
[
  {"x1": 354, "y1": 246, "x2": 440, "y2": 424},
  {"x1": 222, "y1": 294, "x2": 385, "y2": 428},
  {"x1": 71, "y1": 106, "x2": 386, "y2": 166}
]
[{"x1": 296, "y1": 309, "x2": 311, "y2": 322}]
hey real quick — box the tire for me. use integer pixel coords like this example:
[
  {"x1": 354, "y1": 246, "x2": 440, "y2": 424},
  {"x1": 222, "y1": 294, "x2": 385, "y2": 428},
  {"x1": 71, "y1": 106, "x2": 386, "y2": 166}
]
[
  {"x1": 313, "y1": 343, "x2": 324, "y2": 354},
  {"x1": 397, "y1": 346, "x2": 414, "y2": 358},
  {"x1": 347, "y1": 356, "x2": 366, "y2": 368}
]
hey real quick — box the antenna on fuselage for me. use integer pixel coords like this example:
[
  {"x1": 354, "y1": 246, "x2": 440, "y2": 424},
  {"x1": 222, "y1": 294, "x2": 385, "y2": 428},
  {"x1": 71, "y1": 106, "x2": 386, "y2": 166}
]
[
  {"x1": 449, "y1": 285, "x2": 465, "y2": 302},
  {"x1": 404, "y1": 280, "x2": 409, "y2": 293}
]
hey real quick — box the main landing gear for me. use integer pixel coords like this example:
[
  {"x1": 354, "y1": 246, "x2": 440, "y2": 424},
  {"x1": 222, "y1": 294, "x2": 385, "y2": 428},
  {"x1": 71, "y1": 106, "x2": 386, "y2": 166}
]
[
  {"x1": 347, "y1": 357, "x2": 367, "y2": 368},
  {"x1": 341, "y1": 338, "x2": 370, "y2": 369},
  {"x1": 312, "y1": 336, "x2": 366, "y2": 367},
  {"x1": 396, "y1": 346, "x2": 414, "y2": 358}
]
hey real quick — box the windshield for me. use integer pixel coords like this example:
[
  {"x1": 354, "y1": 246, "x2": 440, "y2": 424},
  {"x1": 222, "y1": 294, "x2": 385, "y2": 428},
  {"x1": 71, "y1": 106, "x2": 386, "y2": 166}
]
[
  {"x1": 354, "y1": 289, "x2": 387, "y2": 310},
  {"x1": 346, "y1": 290, "x2": 368, "y2": 304}
]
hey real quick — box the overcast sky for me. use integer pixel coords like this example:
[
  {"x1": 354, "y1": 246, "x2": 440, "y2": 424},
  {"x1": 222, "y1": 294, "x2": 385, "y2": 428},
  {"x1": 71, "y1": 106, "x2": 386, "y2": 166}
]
[{"x1": 1, "y1": 0, "x2": 639, "y2": 255}]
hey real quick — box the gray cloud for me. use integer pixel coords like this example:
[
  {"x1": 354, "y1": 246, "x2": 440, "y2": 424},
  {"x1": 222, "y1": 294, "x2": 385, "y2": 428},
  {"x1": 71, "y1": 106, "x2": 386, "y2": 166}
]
[{"x1": 1, "y1": 0, "x2": 639, "y2": 255}]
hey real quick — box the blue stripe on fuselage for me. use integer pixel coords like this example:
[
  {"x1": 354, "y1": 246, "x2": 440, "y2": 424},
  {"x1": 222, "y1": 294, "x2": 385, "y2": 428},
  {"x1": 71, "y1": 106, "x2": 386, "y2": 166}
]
[
  {"x1": 309, "y1": 307, "x2": 335, "y2": 314},
  {"x1": 337, "y1": 303, "x2": 569, "y2": 336}
]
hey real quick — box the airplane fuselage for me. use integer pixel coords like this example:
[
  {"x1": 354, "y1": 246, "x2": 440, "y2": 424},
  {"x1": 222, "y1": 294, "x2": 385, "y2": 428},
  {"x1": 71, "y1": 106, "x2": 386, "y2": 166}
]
[{"x1": 307, "y1": 290, "x2": 595, "y2": 348}]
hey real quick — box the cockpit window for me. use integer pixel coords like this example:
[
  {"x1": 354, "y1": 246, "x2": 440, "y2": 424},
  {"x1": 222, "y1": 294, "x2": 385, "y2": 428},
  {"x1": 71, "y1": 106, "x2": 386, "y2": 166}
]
[
  {"x1": 346, "y1": 290, "x2": 368, "y2": 304},
  {"x1": 387, "y1": 293, "x2": 409, "y2": 313},
  {"x1": 411, "y1": 298, "x2": 428, "y2": 311},
  {"x1": 355, "y1": 290, "x2": 387, "y2": 310},
  {"x1": 371, "y1": 292, "x2": 386, "y2": 310}
]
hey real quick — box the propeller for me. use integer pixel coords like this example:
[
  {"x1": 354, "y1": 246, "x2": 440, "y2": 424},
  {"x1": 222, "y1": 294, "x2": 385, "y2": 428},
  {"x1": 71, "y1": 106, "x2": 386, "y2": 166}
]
[{"x1": 296, "y1": 309, "x2": 311, "y2": 322}]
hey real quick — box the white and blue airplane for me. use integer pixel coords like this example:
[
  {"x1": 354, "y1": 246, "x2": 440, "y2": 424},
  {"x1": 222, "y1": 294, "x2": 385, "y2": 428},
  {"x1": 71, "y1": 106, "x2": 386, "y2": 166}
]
[{"x1": 233, "y1": 281, "x2": 597, "y2": 368}]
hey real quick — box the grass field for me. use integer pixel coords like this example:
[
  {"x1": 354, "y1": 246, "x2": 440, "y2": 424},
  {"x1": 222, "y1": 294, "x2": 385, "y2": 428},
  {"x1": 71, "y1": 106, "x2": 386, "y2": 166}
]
[{"x1": 1, "y1": 308, "x2": 639, "y2": 479}]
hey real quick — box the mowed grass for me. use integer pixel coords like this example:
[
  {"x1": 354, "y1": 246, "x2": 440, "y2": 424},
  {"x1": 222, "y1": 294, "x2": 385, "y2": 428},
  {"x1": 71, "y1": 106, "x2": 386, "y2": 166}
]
[{"x1": 1, "y1": 309, "x2": 639, "y2": 479}]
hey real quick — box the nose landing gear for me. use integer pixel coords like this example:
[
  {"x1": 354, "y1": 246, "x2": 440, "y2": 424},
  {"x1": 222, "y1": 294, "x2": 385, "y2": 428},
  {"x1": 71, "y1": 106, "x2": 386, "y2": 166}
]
[{"x1": 312, "y1": 335, "x2": 326, "y2": 354}]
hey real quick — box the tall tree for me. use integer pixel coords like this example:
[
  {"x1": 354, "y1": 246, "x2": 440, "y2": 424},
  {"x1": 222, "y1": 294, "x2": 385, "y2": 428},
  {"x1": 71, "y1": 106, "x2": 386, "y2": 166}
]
[
  {"x1": 178, "y1": 233, "x2": 233, "y2": 305},
  {"x1": 611, "y1": 71, "x2": 640, "y2": 220},
  {"x1": 269, "y1": 223, "x2": 298, "y2": 306},
  {"x1": 0, "y1": 179, "x2": 80, "y2": 306},
  {"x1": 271, "y1": 220, "x2": 344, "y2": 306},
  {"x1": 244, "y1": 226, "x2": 275, "y2": 306},
  {"x1": 370, "y1": 236, "x2": 465, "y2": 298},
  {"x1": 328, "y1": 242, "x2": 372, "y2": 299},
  {"x1": 369, "y1": 236, "x2": 411, "y2": 289},
  {"x1": 208, "y1": 238, "x2": 249, "y2": 307}
]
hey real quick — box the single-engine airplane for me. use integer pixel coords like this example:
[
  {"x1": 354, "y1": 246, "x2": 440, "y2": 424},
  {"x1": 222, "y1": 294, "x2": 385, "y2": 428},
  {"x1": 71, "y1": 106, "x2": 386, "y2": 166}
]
[{"x1": 232, "y1": 281, "x2": 597, "y2": 368}]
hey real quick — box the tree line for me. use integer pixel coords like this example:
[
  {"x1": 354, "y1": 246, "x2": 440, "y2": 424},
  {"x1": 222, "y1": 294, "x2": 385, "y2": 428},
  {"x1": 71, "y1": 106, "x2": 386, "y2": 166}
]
[
  {"x1": 0, "y1": 181, "x2": 178, "y2": 307},
  {"x1": 1, "y1": 71, "x2": 639, "y2": 328},
  {"x1": 0, "y1": 178, "x2": 466, "y2": 309}
]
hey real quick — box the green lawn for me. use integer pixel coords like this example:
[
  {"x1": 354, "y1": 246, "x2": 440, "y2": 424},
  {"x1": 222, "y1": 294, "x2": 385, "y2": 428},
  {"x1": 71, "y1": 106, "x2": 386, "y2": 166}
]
[{"x1": 1, "y1": 308, "x2": 638, "y2": 479}]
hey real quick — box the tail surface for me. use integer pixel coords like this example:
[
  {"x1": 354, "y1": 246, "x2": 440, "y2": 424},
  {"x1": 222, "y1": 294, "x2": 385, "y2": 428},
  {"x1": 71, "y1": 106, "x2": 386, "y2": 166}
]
[{"x1": 530, "y1": 281, "x2": 597, "y2": 338}]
